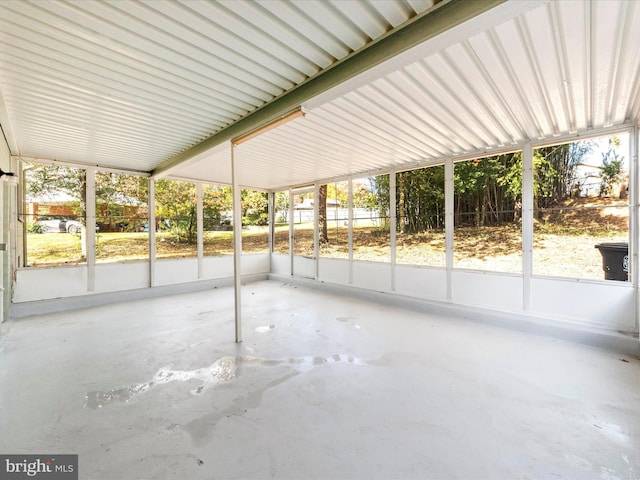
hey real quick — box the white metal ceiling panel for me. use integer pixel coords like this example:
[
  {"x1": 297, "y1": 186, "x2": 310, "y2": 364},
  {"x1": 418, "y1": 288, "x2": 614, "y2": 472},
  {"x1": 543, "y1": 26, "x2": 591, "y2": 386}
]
[
  {"x1": 0, "y1": 0, "x2": 431, "y2": 172},
  {"x1": 173, "y1": 0, "x2": 640, "y2": 191},
  {"x1": 1, "y1": 0, "x2": 640, "y2": 191}
]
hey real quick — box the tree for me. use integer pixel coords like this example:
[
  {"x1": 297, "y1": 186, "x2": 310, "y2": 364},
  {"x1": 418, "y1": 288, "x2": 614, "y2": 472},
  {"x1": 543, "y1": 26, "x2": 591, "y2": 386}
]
[
  {"x1": 599, "y1": 137, "x2": 625, "y2": 197},
  {"x1": 154, "y1": 179, "x2": 197, "y2": 243},
  {"x1": 203, "y1": 185, "x2": 232, "y2": 228},
  {"x1": 241, "y1": 190, "x2": 268, "y2": 225},
  {"x1": 318, "y1": 184, "x2": 328, "y2": 244}
]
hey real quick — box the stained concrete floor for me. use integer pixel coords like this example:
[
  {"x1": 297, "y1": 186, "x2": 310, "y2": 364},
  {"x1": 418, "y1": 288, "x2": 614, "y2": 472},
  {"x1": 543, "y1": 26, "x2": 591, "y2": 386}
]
[{"x1": 0, "y1": 280, "x2": 639, "y2": 480}]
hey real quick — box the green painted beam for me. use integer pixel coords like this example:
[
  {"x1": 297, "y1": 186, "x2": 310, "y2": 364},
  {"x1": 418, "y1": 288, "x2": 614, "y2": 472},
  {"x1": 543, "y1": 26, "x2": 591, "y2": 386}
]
[{"x1": 152, "y1": 0, "x2": 507, "y2": 178}]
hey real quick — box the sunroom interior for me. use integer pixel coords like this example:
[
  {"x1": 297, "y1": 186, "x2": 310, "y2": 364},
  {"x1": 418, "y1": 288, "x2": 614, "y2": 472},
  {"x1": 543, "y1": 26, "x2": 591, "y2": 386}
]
[
  {"x1": 1, "y1": 0, "x2": 639, "y2": 477},
  {"x1": 2, "y1": 0, "x2": 638, "y2": 347}
]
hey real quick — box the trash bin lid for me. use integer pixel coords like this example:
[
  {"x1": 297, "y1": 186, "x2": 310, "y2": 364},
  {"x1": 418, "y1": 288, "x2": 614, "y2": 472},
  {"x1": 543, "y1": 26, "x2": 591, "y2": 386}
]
[{"x1": 594, "y1": 242, "x2": 628, "y2": 250}]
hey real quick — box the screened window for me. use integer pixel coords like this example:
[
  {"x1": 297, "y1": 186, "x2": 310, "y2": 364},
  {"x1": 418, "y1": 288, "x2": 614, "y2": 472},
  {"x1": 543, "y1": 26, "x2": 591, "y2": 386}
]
[
  {"x1": 533, "y1": 135, "x2": 630, "y2": 281},
  {"x1": 242, "y1": 189, "x2": 269, "y2": 254},
  {"x1": 396, "y1": 166, "x2": 445, "y2": 267},
  {"x1": 273, "y1": 191, "x2": 290, "y2": 255},
  {"x1": 203, "y1": 184, "x2": 233, "y2": 257},
  {"x1": 353, "y1": 175, "x2": 390, "y2": 263},
  {"x1": 23, "y1": 162, "x2": 87, "y2": 267},
  {"x1": 292, "y1": 191, "x2": 315, "y2": 257},
  {"x1": 154, "y1": 179, "x2": 197, "y2": 259},
  {"x1": 95, "y1": 172, "x2": 148, "y2": 263},
  {"x1": 319, "y1": 181, "x2": 349, "y2": 259},
  {"x1": 453, "y1": 153, "x2": 523, "y2": 273}
]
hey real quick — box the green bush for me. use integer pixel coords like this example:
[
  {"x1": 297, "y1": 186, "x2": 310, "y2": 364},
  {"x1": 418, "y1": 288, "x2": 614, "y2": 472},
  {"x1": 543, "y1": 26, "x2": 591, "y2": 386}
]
[{"x1": 27, "y1": 221, "x2": 45, "y2": 234}]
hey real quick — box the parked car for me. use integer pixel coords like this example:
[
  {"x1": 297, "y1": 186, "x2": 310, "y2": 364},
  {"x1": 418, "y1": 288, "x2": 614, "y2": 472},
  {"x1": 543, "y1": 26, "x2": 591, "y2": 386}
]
[{"x1": 37, "y1": 216, "x2": 83, "y2": 234}]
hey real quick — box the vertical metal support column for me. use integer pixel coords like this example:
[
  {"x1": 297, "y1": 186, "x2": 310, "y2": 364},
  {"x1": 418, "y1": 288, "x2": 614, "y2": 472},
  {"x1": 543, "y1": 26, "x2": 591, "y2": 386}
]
[
  {"x1": 444, "y1": 158, "x2": 454, "y2": 301},
  {"x1": 148, "y1": 178, "x2": 156, "y2": 287},
  {"x1": 630, "y1": 126, "x2": 639, "y2": 333},
  {"x1": 288, "y1": 189, "x2": 294, "y2": 276},
  {"x1": 522, "y1": 143, "x2": 534, "y2": 311},
  {"x1": 86, "y1": 167, "x2": 96, "y2": 292},
  {"x1": 313, "y1": 183, "x2": 319, "y2": 280},
  {"x1": 231, "y1": 143, "x2": 242, "y2": 343},
  {"x1": 196, "y1": 182, "x2": 204, "y2": 279},
  {"x1": 389, "y1": 170, "x2": 397, "y2": 291},
  {"x1": 348, "y1": 177, "x2": 354, "y2": 285},
  {"x1": 268, "y1": 191, "x2": 274, "y2": 274}
]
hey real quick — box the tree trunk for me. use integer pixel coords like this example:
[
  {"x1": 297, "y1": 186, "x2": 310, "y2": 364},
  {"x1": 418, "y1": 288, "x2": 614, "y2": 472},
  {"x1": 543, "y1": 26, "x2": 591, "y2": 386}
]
[
  {"x1": 397, "y1": 173, "x2": 406, "y2": 233},
  {"x1": 318, "y1": 185, "x2": 328, "y2": 244}
]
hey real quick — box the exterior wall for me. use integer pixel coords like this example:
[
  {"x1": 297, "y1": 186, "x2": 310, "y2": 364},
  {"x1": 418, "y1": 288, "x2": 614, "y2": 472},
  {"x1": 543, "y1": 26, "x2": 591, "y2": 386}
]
[{"x1": 0, "y1": 140, "x2": 10, "y2": 322}]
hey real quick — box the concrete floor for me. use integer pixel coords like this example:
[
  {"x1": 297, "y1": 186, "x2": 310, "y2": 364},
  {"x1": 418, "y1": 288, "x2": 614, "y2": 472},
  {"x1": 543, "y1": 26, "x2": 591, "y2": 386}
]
[{"x1": 0, "y1": 280, "x2": 639, "y2": 480}]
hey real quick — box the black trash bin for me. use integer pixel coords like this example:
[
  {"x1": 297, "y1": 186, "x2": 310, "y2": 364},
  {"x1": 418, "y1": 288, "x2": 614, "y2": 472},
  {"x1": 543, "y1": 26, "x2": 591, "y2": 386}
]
[{"x1": 594, "y1": 242, "x2": 629, "y2": 281}]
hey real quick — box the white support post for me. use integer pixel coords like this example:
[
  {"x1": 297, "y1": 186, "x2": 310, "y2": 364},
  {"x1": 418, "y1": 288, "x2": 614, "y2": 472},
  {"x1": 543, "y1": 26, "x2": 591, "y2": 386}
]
[
  {"x1": 313, "y1": 183, "x2": 319, "y2": 280},
  {"x1": 631, "y1": 126, "x2": 639, "y2": 333},
  {"x1": 86, "y1": 167, "x2": 96, "y2": 292},
  {"x1": 148, "y1": 178, "x2": 156, "y2": 287},
  {"x1": 196, "y1": 182, "x2": 204, "y2": 279},
  {"x1": 231, "y1": 143, "x2": 242, "y2": 343},
  {"x1": 390, "y1": 170, "x2": 397, "y2": 291},
  {"x1": 268, "y1": 191, "x2": 274, "y2": 273},
  {"x1": 522, "y1": 143, "x2": 534, "y2": 311},
  {"x1": 348, "y1": 177, "x2": 354, "y2": 285},
  {"x1": 288, "y1": 189, "x2": 294, "y2": 276},
  {"x1": 445, "y1": 158, "x2": 454, "y2": 301}
]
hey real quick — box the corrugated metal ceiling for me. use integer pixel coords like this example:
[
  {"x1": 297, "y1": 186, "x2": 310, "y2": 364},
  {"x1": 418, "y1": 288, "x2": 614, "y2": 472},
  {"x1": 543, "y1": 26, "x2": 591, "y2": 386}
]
[
  {"x1": 1, "y1": 0, "x2": 639, "y2": 191},
  {"x1": 175, "y1": 0, "x2": 640, "y2": 190},
  {"x1": 0, "y1": 0, "x2": 436, "y2": 171}
]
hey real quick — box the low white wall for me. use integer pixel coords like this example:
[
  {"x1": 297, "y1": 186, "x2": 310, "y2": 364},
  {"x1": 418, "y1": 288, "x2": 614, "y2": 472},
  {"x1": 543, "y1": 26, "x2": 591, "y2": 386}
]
[
  {"x1": 271, "y1": 254, "x2": 290, "y2": 276},
  {"x1": 95, "y1": 262, "x2": 149, "y2": 293},
  {"x1": 13, "y1": 254, "x2": 270, "y2": 303},
  {"x1": 14, "y1": 266, "x2": 88, "y2": 302},
  {"x1": 12, "y1": 253, "x2": 638, "y2": 336},
  {"x1": 530, "y1": 277, "x2": 635, "y2": 332},
  {"x1": 293, "y1": 256, "x2": 315, "y2": 279},
  {"x1": 395, "y1": 265, "x2": 447, "y2": 302},
  {"x1": 309, "y1": 258, "x2": 637, "y2": 334},
  {"x1": 155, "y1": 258, "x2": 199, "y2": 286},
  {"x1": 353, "y1": 261, "x2": 391, "y2": 292},
  {"x1": 451, "y1": 270, "x2": 524, "y2": 313},
  {"x1": 318, "y1": 257, "x2": 350, "y2": 285},
  {"x1": 202, "y1": 255, "x2": 234, "y2": 279},
  {"x1": 241, "y1": 254, "x2": 270, "y2": 276}
]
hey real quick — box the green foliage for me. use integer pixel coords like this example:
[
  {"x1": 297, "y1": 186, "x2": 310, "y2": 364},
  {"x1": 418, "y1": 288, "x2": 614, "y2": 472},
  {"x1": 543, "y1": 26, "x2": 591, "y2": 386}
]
[
  {"x1": 454, "y1": 154, "x2": 520, "y2": 227},
  {"x1": 397, "y1": 165, "x2": 445, "y2": 233},
  {"x1": 26, "y1": 221, "x2": 45, "y2": 234},
  {"x1": 534, "y1": 140, "x2": 594, "y2": 206},
  {"x1": 203, "y1": 185, "x2": 232, "y2": 228},
  {"x1": 241, "y1": 190, "x2": 268, "y2": 225},
  {"x1": 599, "y1": 138, "x2": 625, "y2": 197},
  {"x1": 155, "y1": 179, "x2": 197, "y2": 243}
]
